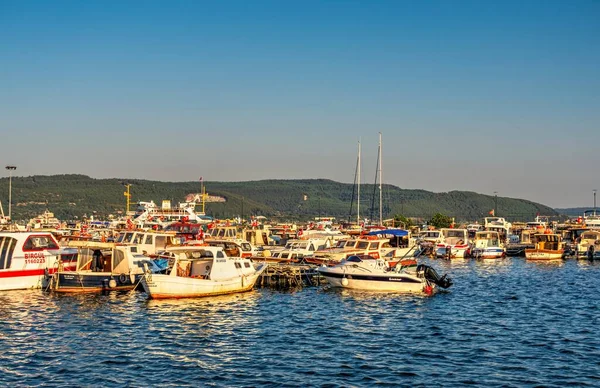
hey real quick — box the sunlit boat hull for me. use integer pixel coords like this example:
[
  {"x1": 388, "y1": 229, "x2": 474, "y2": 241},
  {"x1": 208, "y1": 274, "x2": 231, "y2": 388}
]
[
  {"x1": 141, "y1": 263, "x2": 267, "y2": 299},
  {"x1": 318, "y1": 268, "x2": 430, "y2": 293},
  {"x1": 525, "y1": 249, "x2": 563, "y2": 261}
]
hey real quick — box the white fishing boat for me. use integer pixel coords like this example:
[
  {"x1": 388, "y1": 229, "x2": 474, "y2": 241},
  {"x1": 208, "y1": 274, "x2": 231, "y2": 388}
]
[
  {"x1": 470, "y1": 231, "x2": 506, "y2": 259},
  {"x1": 575, "y1": 230, "x2": 600, "y2": 260},
  {"x1": 436, "y1": 228, "x2": 469, "y2": 259},
  {"x1": 0, "y1": 231, "x2": 77, "y2": 291},
  {"x1": 525, "y1": 233, "x2": 564, "y2": 261},
  {"x1": 317, "y1": 254, "x2": 452, "y2": 294},
  {"x1": 141, "y1": 245, "x2": 268, "y2": 299}
]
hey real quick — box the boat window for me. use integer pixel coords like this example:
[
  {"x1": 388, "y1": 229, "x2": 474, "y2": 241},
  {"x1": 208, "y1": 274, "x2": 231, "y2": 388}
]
[
  {"x1": 346, "y1": 256, "x2": 362, "y2": 263},
  {"x1": 356, "y1": 241, "x2": 369, "y2": 249},
  {"x1": 281, "y1": 253, "x2": 289, "y2": 259},
  {"x1": 155, "y1": 236, "x2": 167, "y2": 249},
  {"x1": 123, "y1": 233, "x2": 134, "y2": 243},
  {"x1": 133, "y1": 234, "x2": 144, "y2": 244},
  {"x1": 241, "y1": 243, "x2": 252, "y2": 251},
  {"x1": 112, "y1": 249, "x2": 125, "y2": 270},
  {"x1": 235, "y1": 262, "x2": 242, "y2": 269},
  {"x1": 145, "y1": 235, "x2": 153, "y2": 245},
  {"x1": 308, "y1": 244, "x2": 315, "y2": 251},
  {"x1": 368, "y1": 242, "x2": 379, "y2": 249},
  {"x1": 216, "y1": 251, "x2": 224, "y2": 258},
  {"x1": 131, "y1": 247, "x2": 138, "y2": 253},
  {"x1": 23, "y1": 235, "x2": 59, "y2": 251},
  {"x1": 244, "y1": 262, "x2": 251, "y2": 268},
  {"x1": 0, "y1": 237, "x2": 17, "y2": 269}
]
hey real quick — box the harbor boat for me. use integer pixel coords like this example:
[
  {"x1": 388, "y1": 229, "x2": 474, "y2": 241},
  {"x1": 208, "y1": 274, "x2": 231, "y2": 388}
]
[
  {"x1": 140, "y1": 246, "x2": 268, "y2": 299},
  {"x1": 467, "y1": 224, "x2": 485, "y2": 239},
  {"x1": 117, "y1": 230, "x2": 181, "y2": 255},
  {"x1": 484, "y1": 217, "x2": 512, "y2": 243},
  {"x1": 436, "y1": 228, "x2": 469, "y2": 259},
  {"x1": 471, "y1": 231, "x2": 506, "y2": 259},
  {"x1": 0, "y1": 231, "x2": 77, "y2": 291},
  {"x1": 317, "y1": 254, "x2": 452, "y2": 294},
  {"x1": 304, "y1": 233, "x2": 410, "y2": 267},
  {"x1": 417, "y1": 229, "x2": 445, "y2": 255},
  {"x1": 525, "y1": 233, "x2": 564, "y2": 261},
  {"x1": 582, "y1": 210, "x2": 600, "y2": 228},
  {"x1": 266, "y1": 237, "x2": 333, "y2": 263},
  {"x1": 575, "y1": 230, "x2": 600, "y2": 260},
  {"x1": 49, "y1": 241, "x2": 161, "y2": 292}
]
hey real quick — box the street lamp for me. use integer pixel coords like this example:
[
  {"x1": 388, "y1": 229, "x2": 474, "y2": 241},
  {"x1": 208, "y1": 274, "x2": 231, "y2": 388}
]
[
  {"x1": 594, "y1": 189, "x2": 597, "y2": 213},
  {"x1": 5, "y1": 166, "x2": 17, "y2": 220}
]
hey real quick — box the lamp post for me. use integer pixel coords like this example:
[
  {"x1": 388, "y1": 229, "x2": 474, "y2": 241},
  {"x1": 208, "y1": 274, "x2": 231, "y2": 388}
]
[
  {"x1": 594, "y1": 189, "x2": 597, "y2": 213},
  {"x1": 5, "y1": 166, "x2": 16, "y2": 220}
]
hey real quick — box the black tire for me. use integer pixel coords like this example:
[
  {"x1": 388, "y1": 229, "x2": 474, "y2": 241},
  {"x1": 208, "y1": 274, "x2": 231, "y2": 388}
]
[{"x1": 118, "y1": 273, "x2": 128, "y2": 284}]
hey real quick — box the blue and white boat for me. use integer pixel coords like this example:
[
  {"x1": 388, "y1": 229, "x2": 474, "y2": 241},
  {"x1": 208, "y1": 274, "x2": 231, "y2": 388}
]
[
  {"x1": 317, "y1": 254, "x2": 452, "y2": 294},
  {"x1": 471, "y1": 231, "x2": 505, "y2": 259}
]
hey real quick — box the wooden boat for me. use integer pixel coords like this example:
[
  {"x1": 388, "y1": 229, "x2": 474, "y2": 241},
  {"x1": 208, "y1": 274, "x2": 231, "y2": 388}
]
[
  {"x1": 525, "y1": 233, "x2": 563, "y2": 261},
  {"x1": 141, "y1": 246, "x2": 267, "y2": 299},
  {"x1": 50, "y1": 241, "x2": 161, "y2": 293}
]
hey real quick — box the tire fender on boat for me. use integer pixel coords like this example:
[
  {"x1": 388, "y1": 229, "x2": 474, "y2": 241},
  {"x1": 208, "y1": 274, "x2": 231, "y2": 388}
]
[{"x1": 118, "y1": 273, "x2": 127, "y2": 284}]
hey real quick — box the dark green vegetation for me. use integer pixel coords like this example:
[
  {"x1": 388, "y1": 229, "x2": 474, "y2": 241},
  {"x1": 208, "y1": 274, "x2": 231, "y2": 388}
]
[{"x1": 0, "y1": 175, "x2": 557, "y2": 222}]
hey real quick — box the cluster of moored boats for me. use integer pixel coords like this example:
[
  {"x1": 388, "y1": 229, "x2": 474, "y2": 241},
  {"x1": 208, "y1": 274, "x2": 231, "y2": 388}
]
[{"x1": 1, "y1": 208, "x2": 598, "y2": 298}]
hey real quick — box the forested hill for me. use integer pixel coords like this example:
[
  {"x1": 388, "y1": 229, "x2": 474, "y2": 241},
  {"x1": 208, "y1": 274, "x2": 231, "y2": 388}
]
[{"x1": 0, "y1": 175, "x2": 557, "y2": 222}]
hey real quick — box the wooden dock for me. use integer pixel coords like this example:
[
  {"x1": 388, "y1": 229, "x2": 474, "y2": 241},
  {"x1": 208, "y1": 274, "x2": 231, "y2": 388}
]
[{"x1": 256, "y1": 263, "x2": 323, "y2": 289}]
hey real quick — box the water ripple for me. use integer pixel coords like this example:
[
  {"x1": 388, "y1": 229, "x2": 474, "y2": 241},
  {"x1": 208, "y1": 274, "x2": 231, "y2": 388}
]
[{"x1": 1, "y1": 258, "x2": 600, "y2": 386}]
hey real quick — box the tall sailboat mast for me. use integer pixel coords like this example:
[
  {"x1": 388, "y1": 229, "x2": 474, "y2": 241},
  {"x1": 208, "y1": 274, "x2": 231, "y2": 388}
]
[
  {"x1": 357, "y1": 139, "x2": 361, "y2": 224},
  {"x1": 378, "y1": 132, "x2": 383, "y2": 225}
]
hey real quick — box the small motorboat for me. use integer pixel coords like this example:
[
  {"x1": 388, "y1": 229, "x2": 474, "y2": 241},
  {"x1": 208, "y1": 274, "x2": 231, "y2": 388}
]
[
  {"x1": 141, "y1": 245, "x2": 268, "y2": 299},
  {"x1": 471, "y1": 231, "x2": 506, "y2": 259},
  {"x1": 317, "y1": 254, "x2": 452, "y2": 294}
]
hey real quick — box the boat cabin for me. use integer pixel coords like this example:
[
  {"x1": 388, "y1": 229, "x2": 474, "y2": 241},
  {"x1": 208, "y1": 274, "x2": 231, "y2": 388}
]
[
  {"x1": 533, "y1": 234, "x2": 561, "y2": 251},
  {"x1": 67, "y1": 241, "x2": 160, "y2": 274},
  {"x1": 205, "y1": 239, "x2": 256, "y2": 258},
  {"x1": 473, "y1": 231, "x2": 502, "y2": 248},
  {"x1": 117, "y1": 231, "x2": 180, "y2": 255},
  {"x1": 163, "y1": 246, "x2": 256, "y2": 281}
]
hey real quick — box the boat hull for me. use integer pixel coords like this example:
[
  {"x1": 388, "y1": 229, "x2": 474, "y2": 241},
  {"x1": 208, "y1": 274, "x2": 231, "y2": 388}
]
[
  {"x1": 471, "y1": 248, "x2": 505, "y2": 259},
  {"x1": 435, "y1": 245, "x2": 469, "y2": 259},
  {"x1": 524, "y1": 249, "x2": 563, "y2": 261},
  {"x1": 52, "y1": 272, "x2": 141, "y2": 293},
  {"x1": 141, "y1": 264, "x2": 267, "y2": 299},
  {"x1": 318, "y1": 268, "x2": 429, "y2": 293}
]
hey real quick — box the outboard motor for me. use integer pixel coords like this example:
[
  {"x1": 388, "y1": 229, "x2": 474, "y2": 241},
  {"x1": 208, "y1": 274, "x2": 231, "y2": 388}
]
[
  {"x1": 417, "y1": 264, "x2": 453, "y2": 289},
  {"x1": 588, "y1": 245, "x2": 595, "y2": 261}
]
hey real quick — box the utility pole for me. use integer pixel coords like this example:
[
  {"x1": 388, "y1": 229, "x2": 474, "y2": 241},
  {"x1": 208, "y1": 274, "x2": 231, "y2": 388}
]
[
  {"x1": 494, "y1": 191, "x2": 498, "y2": 216},
  {"x1": 5, "y1": 165, "x2": 16, "y2": 220},
  {"x1": 241, "y1": 196, "x2": 244, "y2": 224},
  {"x1": 594, "y1": 189, "x2": 597, "y2": 213}
]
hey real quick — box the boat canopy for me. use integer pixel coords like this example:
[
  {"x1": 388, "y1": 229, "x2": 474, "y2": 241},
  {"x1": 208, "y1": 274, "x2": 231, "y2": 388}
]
[{"x1": 367, "y1": 229, "x2": 408, "y2": 237}]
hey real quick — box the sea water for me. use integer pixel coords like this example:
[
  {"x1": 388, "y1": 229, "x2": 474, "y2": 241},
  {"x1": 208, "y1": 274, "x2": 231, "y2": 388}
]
[{"x1": 1, "y1": 258, "x2": 599, "y2": 387}]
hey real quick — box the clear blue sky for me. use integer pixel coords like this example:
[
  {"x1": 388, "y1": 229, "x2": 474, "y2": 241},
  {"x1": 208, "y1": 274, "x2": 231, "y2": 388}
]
[{"x1": 1, "y1": 0, "x2": 599, "y2": 208}]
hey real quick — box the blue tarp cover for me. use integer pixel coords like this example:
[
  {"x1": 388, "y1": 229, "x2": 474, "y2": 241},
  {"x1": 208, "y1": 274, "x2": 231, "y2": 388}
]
[{"x1": 367, "y1": 229, "x2": 409, "y2": 237}]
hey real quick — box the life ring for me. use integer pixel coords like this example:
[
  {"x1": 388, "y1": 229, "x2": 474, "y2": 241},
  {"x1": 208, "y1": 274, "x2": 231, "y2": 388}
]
[{"x1": 118, "y1": 273, "x2": 128, "y2": 284}]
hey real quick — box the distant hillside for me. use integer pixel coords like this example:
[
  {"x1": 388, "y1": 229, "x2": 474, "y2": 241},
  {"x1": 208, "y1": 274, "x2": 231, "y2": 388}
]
[
  {"x1": 0, "y1": 175, "x2": 558, "y2": 222},
  {"x1": 555, "y1": 207, "x2": 596, "y2": 216}
]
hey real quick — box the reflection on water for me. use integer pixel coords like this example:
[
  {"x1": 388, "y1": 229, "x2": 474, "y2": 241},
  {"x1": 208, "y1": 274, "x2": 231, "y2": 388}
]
[{"x1": 1, "y1": 258, "x2": 599, "y2": 386}]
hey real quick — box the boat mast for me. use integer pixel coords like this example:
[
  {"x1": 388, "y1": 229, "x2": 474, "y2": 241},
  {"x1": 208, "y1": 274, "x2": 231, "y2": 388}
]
[
  {"x1": 378, "y1": 132, "x2": 383, "y2": 226},
  {"x1": 357, "y1": 139, "x2": 361, "y2": 225}
]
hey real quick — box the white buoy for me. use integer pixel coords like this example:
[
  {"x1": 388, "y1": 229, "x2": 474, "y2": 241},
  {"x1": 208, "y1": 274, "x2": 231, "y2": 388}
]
[
  {"x1": 341, "y1": 278, "x2": 349, "y2": 286},
  {"x1": 109, "y1": 279, "x2": 117, "y2": 288}
]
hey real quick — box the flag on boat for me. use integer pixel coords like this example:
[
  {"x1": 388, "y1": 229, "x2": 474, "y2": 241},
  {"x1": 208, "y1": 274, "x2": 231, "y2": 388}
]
[
  {"x1": 199, "y1": 176, "x2": 203, "y2": 182},
  {"x1": 489, "y1": 209, "x2": 495, "y2": 216}
]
